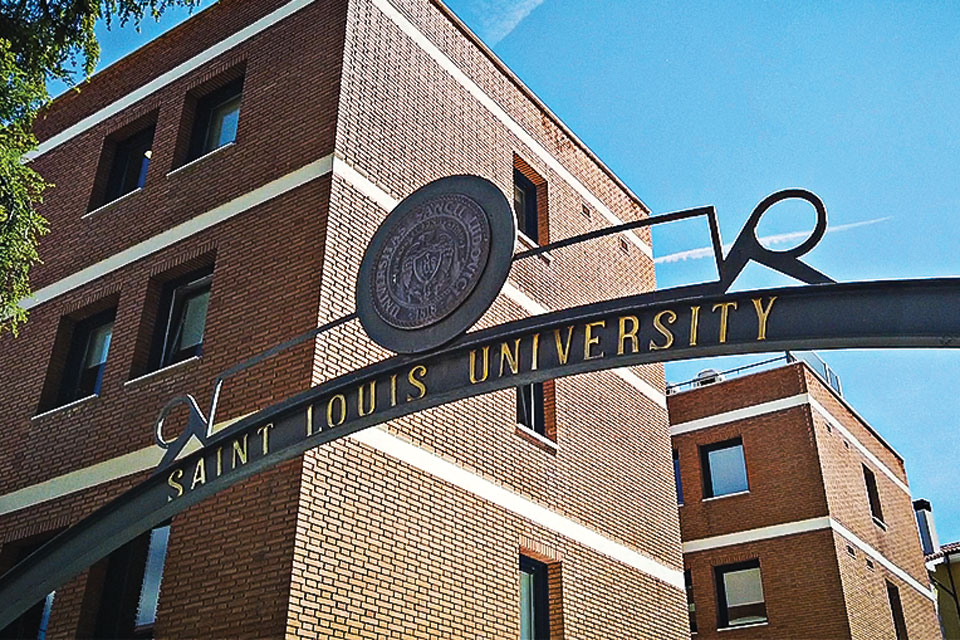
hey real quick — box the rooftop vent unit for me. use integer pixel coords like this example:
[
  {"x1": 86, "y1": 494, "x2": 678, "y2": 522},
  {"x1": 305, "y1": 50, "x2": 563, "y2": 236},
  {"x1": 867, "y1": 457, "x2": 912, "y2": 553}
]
[{"x1": 693, "y1": 369, "x2": 723, "y2": 388}]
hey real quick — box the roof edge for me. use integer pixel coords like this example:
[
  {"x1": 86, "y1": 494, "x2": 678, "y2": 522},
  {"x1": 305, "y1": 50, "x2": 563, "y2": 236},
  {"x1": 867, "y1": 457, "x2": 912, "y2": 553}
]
[
  {"x1": 429, "y1": 0, "x2": 651, "y2": 214},
  {"x1": 799, "y1": 360, "x2": 905, "y2": 464},
  {"x1": 46, "y1": 1, "x2": 222, "y2": 106}
]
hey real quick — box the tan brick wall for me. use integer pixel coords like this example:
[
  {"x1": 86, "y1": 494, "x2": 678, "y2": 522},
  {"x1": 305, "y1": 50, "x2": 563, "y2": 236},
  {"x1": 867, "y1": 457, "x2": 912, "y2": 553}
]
[
  {"x1": 808, "y1": 370, "x2": 940, "y2": 637},
  {"x1": 1, "y1": 0, "x2": 691, "y2": 638},
  {"x1": 286, "y1": 438, "x2": 687, "y2": 639},
  {"x1": 833, "y1": 531, "x2": 940, "y2": 640}
]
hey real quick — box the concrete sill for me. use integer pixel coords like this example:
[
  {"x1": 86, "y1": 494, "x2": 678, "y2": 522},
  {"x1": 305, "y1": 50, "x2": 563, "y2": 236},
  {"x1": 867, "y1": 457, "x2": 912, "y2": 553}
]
[
  {"x1": 31, "y1": 394, "x2": 98, "y2": 420},
  {"x1": 702, "y1": 490, "x2": 750, "y2": 503},
  {"x1": 515, "y1": 424, "x2": 558, "y2": 453},
  {"x1": 83, "y1": 188, "x2": 142, "y2": 219},
  {"x1": 516, "y1": 231, "x2": 554, "y2": 264},
  {"x1": 166, "y1": 142, "x2": 235, "y2": 177},
  {"x1": 718, "y1": 622, "x2": 768, "y2": 632},
  {"x1": 124, "y1": 356, "x2": 201, "y2": 387},
  {"x1": 872, "y1": 516, "x2": 888, "y2": 532}
]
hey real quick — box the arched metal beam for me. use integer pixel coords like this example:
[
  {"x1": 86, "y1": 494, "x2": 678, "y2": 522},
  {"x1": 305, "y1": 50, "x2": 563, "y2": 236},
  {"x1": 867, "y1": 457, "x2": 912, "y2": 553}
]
[{"x1": 2, "y1": 277, "x2": 960, "y2": 625}]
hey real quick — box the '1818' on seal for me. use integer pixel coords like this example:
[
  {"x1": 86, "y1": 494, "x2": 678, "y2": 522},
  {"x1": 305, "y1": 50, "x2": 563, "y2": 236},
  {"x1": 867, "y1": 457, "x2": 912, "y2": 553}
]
[{"x1": 371, "y1": 193, "x2": 491, "y2": 330}]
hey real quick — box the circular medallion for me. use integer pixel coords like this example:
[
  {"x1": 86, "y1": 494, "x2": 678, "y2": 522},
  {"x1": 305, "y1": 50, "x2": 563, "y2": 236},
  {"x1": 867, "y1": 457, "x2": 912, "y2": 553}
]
[
  {"x1": 371, "y1": 193, "x2": 491, "y2": 330},
  {"x1": 356, "y1": 175, "x2": 516, "y2": 354}
]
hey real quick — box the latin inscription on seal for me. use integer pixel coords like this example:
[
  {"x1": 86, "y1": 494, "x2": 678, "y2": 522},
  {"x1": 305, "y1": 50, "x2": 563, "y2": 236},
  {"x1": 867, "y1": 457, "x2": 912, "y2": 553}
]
[{"x1": 371, "y1": 193, "x2": 491, "y2": 329}]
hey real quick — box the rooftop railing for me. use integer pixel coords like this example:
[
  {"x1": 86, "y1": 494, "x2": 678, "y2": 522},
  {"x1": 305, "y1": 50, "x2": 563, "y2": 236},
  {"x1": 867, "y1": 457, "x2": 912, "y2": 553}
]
[{"x1": 666, "y1": 351, "x2": 842, "y2": 397}]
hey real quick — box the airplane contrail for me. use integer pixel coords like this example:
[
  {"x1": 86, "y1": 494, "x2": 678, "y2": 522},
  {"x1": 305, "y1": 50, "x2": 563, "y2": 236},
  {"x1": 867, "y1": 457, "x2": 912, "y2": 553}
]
[{"x1": 654, "y1": 217, "x2": 893, "y2": 264}]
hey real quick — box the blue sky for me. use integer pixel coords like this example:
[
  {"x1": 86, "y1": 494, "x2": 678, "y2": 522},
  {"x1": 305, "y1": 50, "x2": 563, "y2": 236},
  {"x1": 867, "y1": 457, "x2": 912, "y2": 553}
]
[{"x1": 76, "y1": 1, "x2": 960, "y2": 543}]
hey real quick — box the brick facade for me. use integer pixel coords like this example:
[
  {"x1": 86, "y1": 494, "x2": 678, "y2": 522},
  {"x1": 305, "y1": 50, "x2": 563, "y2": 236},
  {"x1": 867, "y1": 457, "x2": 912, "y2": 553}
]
[
  {"x1": 670, "y1": 362, "x2": 940, "y2": 639},
  {"x1": 0, "y1": 0, "x2": 687, "y2": 638}
]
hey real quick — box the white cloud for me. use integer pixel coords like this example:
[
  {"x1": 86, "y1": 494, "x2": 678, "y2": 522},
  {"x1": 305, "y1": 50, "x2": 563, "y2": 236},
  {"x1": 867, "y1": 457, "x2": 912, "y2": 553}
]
[
  {"x1": 472, "y1": 0, "x2": 545, "y2": 45},
  {"x1": 654, "y1": 217, "x2": 892, "y2": 264}
]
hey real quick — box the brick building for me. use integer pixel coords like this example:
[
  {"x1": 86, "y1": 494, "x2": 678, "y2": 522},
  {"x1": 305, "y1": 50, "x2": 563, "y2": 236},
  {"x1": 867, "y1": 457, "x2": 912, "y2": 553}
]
[
  {"x1": 669, "y1": 358, "x2": 940, "y2": 639},
  {"x1": 0, "y1": 0, "x2": 688, "y2": 638}
]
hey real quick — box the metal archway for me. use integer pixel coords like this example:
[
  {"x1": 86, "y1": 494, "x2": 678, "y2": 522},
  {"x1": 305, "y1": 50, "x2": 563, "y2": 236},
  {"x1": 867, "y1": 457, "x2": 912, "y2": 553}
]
[{"x1": 2, "y1": 181, "x2": 957, "y2": 626}]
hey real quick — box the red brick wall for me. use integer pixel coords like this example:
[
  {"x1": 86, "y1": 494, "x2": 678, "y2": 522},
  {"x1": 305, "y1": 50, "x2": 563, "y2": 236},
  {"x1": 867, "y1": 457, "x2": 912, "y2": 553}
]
[
  {"x1": 684, "y1": 531, "x2": 850, "y2": 640},
  {"x1": 670, "y1": 366, "x2": 828, "y2": 541},
  {"x1": 1, "y1": 0, "x2": 347, "y2": 636},
  {"x1": 28, "y1": 0, "x2": 345, "y2": 289},
  {"x1": 671, "y1": 363, "x2": 939, "y2": 638}
]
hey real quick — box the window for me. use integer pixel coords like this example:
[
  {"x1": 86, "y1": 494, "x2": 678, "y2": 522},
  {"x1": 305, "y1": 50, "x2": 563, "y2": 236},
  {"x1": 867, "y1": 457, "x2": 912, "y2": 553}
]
[
  {"x1": 674, "y1": 449, "x2": 684, "y2": 505},
  {"x1": 0, "y1": 536, "x2": 57, "y2": 640},
  {"x1": 57, "y1": 309, "x2": 115, "y2": 406},
  {"x1": 134, "y1": 525, "x2": 171, "y2": 635},
  {"x1": 863, "y1": 465, "x2": 885, "y2": 526},
  {"x1": 700, "y1": 437, "x2": 748, "y2": 498},
  {"x1": 103, "y1": 125, "x2": 155, "y2": 204},
  {"x1": 685, "y1": 569, "x2": 697, "y2": 634},
  {"x1": 514, "y1": 169, "x2": 539, "y2": 243},
  {"x1": 188, "y1": 77, "x2": 243, "y2": 160},
  {"x1": 886, "y1": 580, "x2": 908, "y2": 640},
  {"x1": 154, "y1": 267, "x2": 213, "y2": 369},
  {"x1": 520, "y1": 555, "x2": 550, "y2": 640},
  {"x1": 86, "y1": 524, "x2": 170, "y2": 639},
  {"x1": 517, "y1": 382, "x2": 546, "y2": 435},
  {"x1": 715, "y1": 560, "x2": 767, "y2": 629}
]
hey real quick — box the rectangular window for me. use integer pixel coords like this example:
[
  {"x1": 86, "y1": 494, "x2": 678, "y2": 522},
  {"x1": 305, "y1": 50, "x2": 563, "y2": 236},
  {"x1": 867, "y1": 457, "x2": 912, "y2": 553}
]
[
  {"x1": 58, "y1": 309, "x2": 115, "y2": 406},
  {"x1": 685, "y1": 569, "x2": 697, "y2": 633},
  {"x1": 513, "y1": 169, "x2": 539, "y2": 243},
  {"x1": 155, "y1": 267, "x2": 213, "y2": 369},
  {"x1": 188, "y1": 76, "x2": 244, "y2": 160},
  {"x1": 87, "y1": 524, "x2": 170, "y2": 639},
  {"x1": 863, "y1": 465, "x2": 885, "y2": 526},
  {"x1": 700, "y1": 437, "x2": 748, "y2": 498},
  {"x1": 674, "y1": 449, "x2": 684, "y2": 505},
  {"x1": 715, "y1": 560, "x2": 767, "y2": 629},
  {"x1": 0, "y1": 536, "x2": 57, "y2": 640},
  {"x1": 517, "y1": 382, "x2": 546, "y2": 435},
  {"x1": 103, "y1": 125, "x2": 155, "y2": 204},
  {"x1": 134, "y1": 525, "x2": 171, "y2": 635},
  {"x1": 520, "y1": 555, "x2": 550, "y2": 640},
  {"x1": 886, "y1": 580, "x2": 908, "y2": 640}
]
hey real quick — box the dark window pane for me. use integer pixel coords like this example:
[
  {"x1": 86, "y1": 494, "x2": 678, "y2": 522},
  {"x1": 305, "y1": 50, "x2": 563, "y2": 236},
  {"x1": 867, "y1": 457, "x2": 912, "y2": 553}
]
[
  {"x1": 886, "y1": 581, "x2": 908, "y2": 640},
  {"x1": 674, "y1": 450, "x2": 684, "y2": 505},
  {"x1": 863, "y1": 465, "x2": 885, "y2": 523},
  {"x1": 0, "y1": 538, "x2": 57, "y2": 640},
  {"x1": 91, "y1": 524, "x2": 171, "y2": 639},
  {"x1": 513, "y1": 169, "x2": 539, "y2": 243},
  {"x1": 204, "y1": 94, "x2": 241, "y2": 153},
  {"x1": 58, "y1": 311, "x2": 115, "y2": 406},
  {"x1": 685, "y1": 569, "x2": 697, "y2": 633},
  {"x1": 160, "y1": 273, "x2": 213, "y2": 367},
  {"x1": 701, "y1": 438, "x2": 748, "y2": 498},
  {"x1": 189, "y1": 77, "x2": 244, "y2": 161},
  {"x1": 135, "y1": 525, "x2": 170, "y2": 631},
  {"x1": 517, "y1": 382, "x2": 546, "y2": 435},
  {"x1": 104, "y1": 126, "x2": 154, "y2": 203},
  {"x1": 519, "y1": 556, "x2": 549, "y2": 640}
]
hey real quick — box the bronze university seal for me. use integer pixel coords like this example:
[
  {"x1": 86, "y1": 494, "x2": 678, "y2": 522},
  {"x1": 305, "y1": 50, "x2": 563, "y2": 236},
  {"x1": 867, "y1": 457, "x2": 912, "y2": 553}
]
[
  {"x1": 356, "y1": 175, "x2": 516, "y2": 353},
  {"x1": 371, "y1": 193, "x2": 490, "y2": 329}
]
